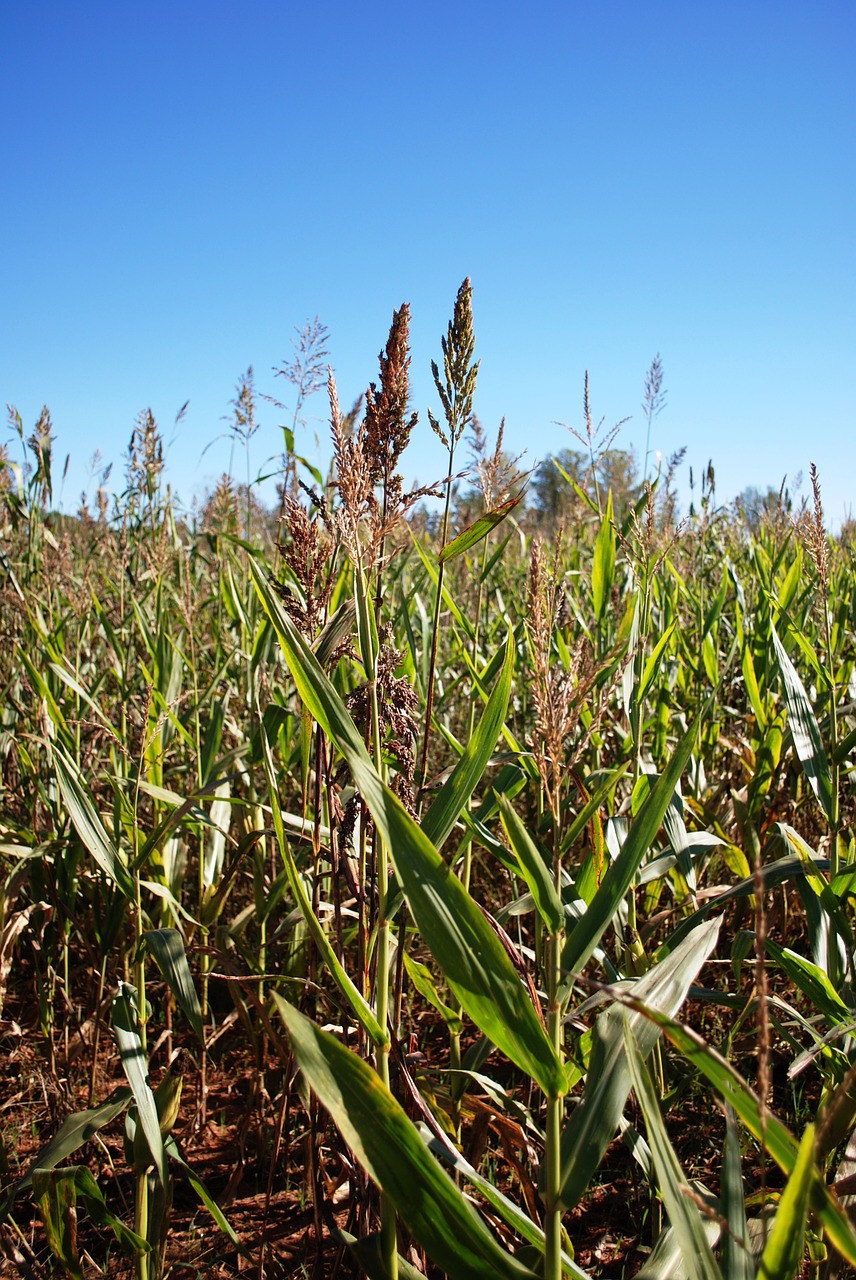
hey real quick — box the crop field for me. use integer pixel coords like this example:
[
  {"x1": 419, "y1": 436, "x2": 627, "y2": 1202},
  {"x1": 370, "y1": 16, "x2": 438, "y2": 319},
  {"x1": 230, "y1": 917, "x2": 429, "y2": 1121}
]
[{"x1": 0, "y1": 283, "x2": 855, "y2": 1280}]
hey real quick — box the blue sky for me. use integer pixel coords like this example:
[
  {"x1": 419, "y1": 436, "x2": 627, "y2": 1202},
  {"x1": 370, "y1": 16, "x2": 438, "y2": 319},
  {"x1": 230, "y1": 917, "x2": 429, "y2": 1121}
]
[{"x1": 2, "y1": 1, "x2": 854, "y2": 524}]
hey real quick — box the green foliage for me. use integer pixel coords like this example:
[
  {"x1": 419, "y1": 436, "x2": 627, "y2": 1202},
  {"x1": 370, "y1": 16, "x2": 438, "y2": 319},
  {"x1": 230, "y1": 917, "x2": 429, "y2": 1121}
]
[{"x1": 1, "y1": 289, "x2": 855, "y2": 1280}]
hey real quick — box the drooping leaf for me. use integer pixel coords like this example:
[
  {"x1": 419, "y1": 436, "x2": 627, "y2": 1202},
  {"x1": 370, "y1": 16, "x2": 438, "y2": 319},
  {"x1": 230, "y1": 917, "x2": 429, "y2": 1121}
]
[
  {"x1": 640, "y1": 1005, "x2": 856, "y2": 1268},
  {"x1": 624, "y1": 1018, "x2": 724, "y2": 1280},
  {"x1": 140, "y1": 929, "x2": 204, "y2": 1042},
  {"x1": 426, "y1": 1134, "x2": 590, "y2": 1279},
  {"x1": 498, "y1": 795, "x2": 564, "y2": 934},
  {"x1": 756, "y1": 1123, "x2": 815, "y2": 1279},
  {"x1": 33, "y1": 1167, "x2": 150, "y2": 1262},
  {"x1": 274, "y1": 997, "x2": 537, "y2": 1280},
  {"x1": 439, "y1": 496, "x2": 523, "y2": 564},
  {"x1": 113, "y1": 988, "x2": 168, "y2": 1186},
  {"x1": 720, "y1": 1106, "x2": 755, "y2": 1280},
  {"x1": 164, "y1": 1135, "x2": 251, "y2": 1258},
  {"x1": 33, "y1": 1168, "x2": 86, "y2": 1280},
  {"x1": 559, "y1": 917, "x2": 720, "y2": 1209},
  {"x1": 422, "y1": 636, "x2": 514, "y2": 851},
  {"x1": 764, "y1": 938, "x2": 850, "y2": 1026},
  {"x1": 562, "y1": 713, "x2": 703, "y2": 977},
  {"x1": 637, "y1": 620, "x2": 677, "y2": 705},
  {"x1": 404, "y1": 953, "x2": 463, "y2": 1034},
  {"x1": 53, "y1": 746, "x2": 135, "y2": 900},
  {"x1": 771, "y1": 621, "x2": 835, "y2": 824},
  {"x1": 260, "y1": 725, "x2": 386, "y2": 1047},
  {"x1": 336, "y1": 1229, "x2": 428, "y2": 1280},
  {"x1": 1, "y1": 1088, "x2": 132, "y2": 1216},
  {"x1": 252, "y1": 560, "x2": 565, "y2": 1097}
]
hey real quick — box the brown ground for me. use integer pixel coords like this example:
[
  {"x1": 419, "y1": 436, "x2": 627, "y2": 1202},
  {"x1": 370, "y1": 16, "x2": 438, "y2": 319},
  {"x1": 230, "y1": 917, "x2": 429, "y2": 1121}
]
[{"x1": 0, "y1": 957, "x2": 817, "y2": 1279}]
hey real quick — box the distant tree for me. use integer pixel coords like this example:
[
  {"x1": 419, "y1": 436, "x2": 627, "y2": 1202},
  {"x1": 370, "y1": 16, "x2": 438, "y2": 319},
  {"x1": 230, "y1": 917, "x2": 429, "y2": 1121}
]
[
  {"x1": 528, "y1": 449, "x2": 588, "y2": 524},
  {"x1": 529, "y1": 447, "x2": 640, "y2": 526},
  {"x1": 735, "y1": 482, "x2": 794, "y2": 533},
  {"x1": 596, "y1": 448, "x2": 641, "y2": 511}
]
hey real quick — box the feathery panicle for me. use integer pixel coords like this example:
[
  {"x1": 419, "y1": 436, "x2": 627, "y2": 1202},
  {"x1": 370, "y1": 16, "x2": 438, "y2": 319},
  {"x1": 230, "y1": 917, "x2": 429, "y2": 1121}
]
[
  {"x1": 469, "y1": 417, "x2": 526, "y2": 510},
  {"x1": 274, "y1": 494, "x2": 334, "y2": 640},
  {"x1": 0, "y1": 442, "x2": 11, "y2": 498},
  {"x1": 202, "y1": 474, "x2": 241, "y2": 537},
  {"x1": 329, "y1": 367, "x2": 377, "y2": 561},
  {"x1": 428, "y1": 277, "x2": 479, "y2": 451},
  {"x1": 127, "y1": 408, "x2": 164, "y2": 496},
  {"x1": 274, "y1": 317, "x2": 330, "y2": 404},
  {"x1": 527, "y1": 531, "x2": 592, "y2": 800},
  {"x1": 804, "y1": 461, "x2": 830, "y2": 594},
  {"x1": 560, "y1": 371, "x2": 629, "y2": 513},
  {"x1": 364, "y1": 303, "x2": 419, "y2": 525},
  {"x1": 230, "y1": 367, "x2": 258, "y2": 445}
]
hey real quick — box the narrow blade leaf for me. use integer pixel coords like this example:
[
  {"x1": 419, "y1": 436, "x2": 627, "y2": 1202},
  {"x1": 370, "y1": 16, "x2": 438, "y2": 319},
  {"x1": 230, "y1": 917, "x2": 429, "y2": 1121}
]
[
  {"x1": 563, "y1": 713, "x2": 703, "y2": 976},
  {"x1": 498, "y1": 795, "x2": 564, "y2": 934},
  {"x1": 771, "y1": 621, "x2": 834, "y2": 824},
  {"x1": 756, "y1": 1123, "x2": 815, "y2": 1280},
  {"x1": 439, "y1": 497, "x2": 522, "y2": 565},
  {"x1": 720, "y1": 1106, "x2": 755, "y2": 1280},
  {"x1": 252, "y1": 560, "x2": 565, "y2": 1097},
  {"x1": 422, "y1": 636, "x2": 514, "y2": 851},
  {"x1": 141, "y1": 929, "x2": 203, "y2": 1042},
  {"x1": 559, "y1": 917, "x2": 720, "y2": 1208},
  {"x1": 592, "y1": 489, "x2": 616, "y2": 622},
  {"x1": 113, "y1": 989, "x2": 168, "y2": 1186},
  {"x1": 53, "y1": 746, "x2": 135, "y2": 900},
  {"x1": 2, "y1": 1088, "x2": 132, "y2": 1212},
  {"x1": 624, "y1": 1018, "x2": 723, "y2": 1280},
  {"x1": 274, "y1": 997, "x2": 537, "y2": 1280}
]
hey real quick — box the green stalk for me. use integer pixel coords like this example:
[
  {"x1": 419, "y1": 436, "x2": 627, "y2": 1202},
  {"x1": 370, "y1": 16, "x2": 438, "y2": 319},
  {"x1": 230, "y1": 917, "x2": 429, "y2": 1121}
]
[
  {"x1": 357, "y1": 560, "x2": 397, "y2": 1279},
  {"x1": 135, "y1": 1174, "x2": 150, "y2": 1280},
  {"x1": 821, "y1": 592, "x2": 841, "y2": 875},
  {"x1": 449, "y1": 528, "x2": 491, "y2": 1132},
  {"x1": 544, "y1": 778, "x2": 565, "y2": 1280},
  {"x1": 417, "y1": 450, "x2": 455, "y2": 802}
]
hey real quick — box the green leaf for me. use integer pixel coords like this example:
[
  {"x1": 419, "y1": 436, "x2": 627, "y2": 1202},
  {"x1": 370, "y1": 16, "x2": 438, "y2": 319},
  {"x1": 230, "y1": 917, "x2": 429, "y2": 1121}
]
[
  {"x1": 404, "y1": 953, "x2": 463, "y2": 1034},
  {"x1": 336, "y1": 1229, "x2": 428, "y2": 1280},
  {"x1": 260, "y1": 725, "x2": 386, "y2": 1048},
  {"x1": 756, "y1": 1123, "x2": 815, "y2": 1280},
  {"x1": 624, "y1": 1018, "x2": 724, "y2": 1280},
  {"x1": 562, "y1": 713, "x2": 703, "y2": 977},
  {"x1": 1, "y1": 1088, "x2": 132, "y2": 1215},
  {"x1": 642, "y1": 1006, "x2": 856, "y2": 1269},
  {"x1": 439, "y1": 496, "x2": 522, "y2": 564},
  {"x1": 553, "y1": 458, "x2": 600, "y2": 515},
  {"x1": 720, "y1": 1106, "x2": 754, "y2": 1280},
  {"x1": 313, "y1": 599, "x2": 357, "y2": 669},
  {"x1": 498, "y1": 795, "x2": 564, "y2": 934},
  {"x1": 251, "y1": 560, "x2": 565, "y2": 1097},
  {"x1": 665, "y1": 849, "x2": 830, "y2": 953},
  {"x1": 164, "y1": 1135, "x2": 252, "y2": 1258},
  {"x1": 33, "y1": 1168, "x2": 86, "y2": 1280},
  {"x1": 33, "y1": 1167, "x2": 150, "y2": 1261},
  {"x1": 52, "y1": 746, "x2": 135, "y2": 900},
  {"x1": 422, "y1": 636, "x2": 514, "y2": 851},
  {"x1": 637, "y1": 620, "x2": 677, "y2": 705},
  {"x1": 771, "y1": 621, "x2": 834, "y2": 824},
  {"x1": 764, "y1": 939, "x2": 850, "y2": 1025},
  {"x1": 426, "y1": 1135, "x2": 590, "y2": 1279},
  {"x1": 140, "y1": 929, "x2": 204, "y2": 1042},
  {"x1": 274, "y1": 997, "x2": 537, "y2": 1280},
  {"x1": 559, "y1": 917, "x2": 720, "y2": 1209},
  {"x1": 592, "y1": 489, "x2": 616, "y2": 622},
  {"x1": 409, "y1": 532, "x2": 476, "y2": 642},
  {"x1": 113, "y1": 988, "x2": 168, "y2": 1186}
]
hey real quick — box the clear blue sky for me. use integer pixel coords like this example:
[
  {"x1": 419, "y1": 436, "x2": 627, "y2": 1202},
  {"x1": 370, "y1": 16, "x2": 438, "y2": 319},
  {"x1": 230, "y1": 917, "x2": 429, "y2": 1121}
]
[{"x1": 2, "y1": 1, "x2": 854, "y2": 524}]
